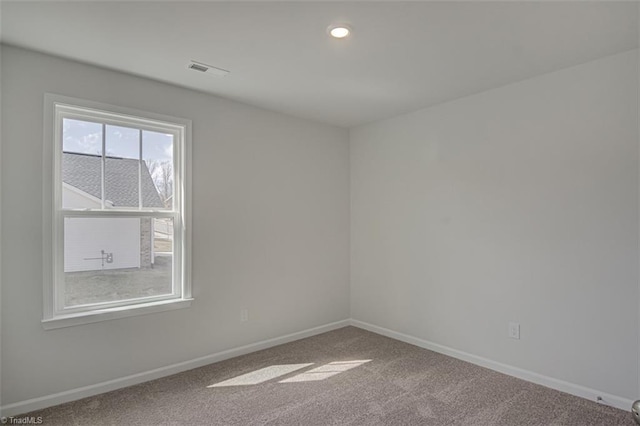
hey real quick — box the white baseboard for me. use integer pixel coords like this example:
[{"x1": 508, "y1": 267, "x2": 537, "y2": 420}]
[
  {"x1": 349, "y1": 319, "x2": 633, "y2": 411},
  {"x1": 0, "y1": 319, "x2": 350, "y2": 417}
]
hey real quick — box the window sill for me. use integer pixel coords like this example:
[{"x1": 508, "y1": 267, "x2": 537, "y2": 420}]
[{"x1": 42, "y1": 298, "x2": 193, "y2": 330}]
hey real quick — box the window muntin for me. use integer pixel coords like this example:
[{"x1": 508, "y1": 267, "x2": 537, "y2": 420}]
[{"x1": 45, "y1": 97, "x2": 190, "y2": 325}]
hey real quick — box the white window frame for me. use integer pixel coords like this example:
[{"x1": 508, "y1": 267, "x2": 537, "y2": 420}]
[{"x1": 42, "y1": 94, "x2": 192, "y2": 329}]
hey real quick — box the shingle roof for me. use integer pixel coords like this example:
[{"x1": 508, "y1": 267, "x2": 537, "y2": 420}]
[{"x1": 62, "y1": 152, "x2": 165, "y2": 208}]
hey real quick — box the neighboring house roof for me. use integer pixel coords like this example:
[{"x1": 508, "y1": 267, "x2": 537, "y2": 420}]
[{"x1": 62, "y1": 152, "x2": 165, "y2": 208}]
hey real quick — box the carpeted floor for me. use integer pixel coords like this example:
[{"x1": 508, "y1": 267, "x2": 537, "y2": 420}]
[{"x1": 22, "y1": 326, "x2": 634, "y2": 425}]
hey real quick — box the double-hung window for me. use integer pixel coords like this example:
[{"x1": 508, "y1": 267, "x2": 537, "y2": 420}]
[{"x1": 43, "y1": 94, "x2": 192, "y2": 328}]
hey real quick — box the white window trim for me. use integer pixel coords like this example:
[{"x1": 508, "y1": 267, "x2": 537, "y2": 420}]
[{"x1": 43, "y1": 93, "x2": 193, "y2": 329}]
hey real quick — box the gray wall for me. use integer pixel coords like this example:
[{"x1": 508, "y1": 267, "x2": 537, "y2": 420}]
[
  {"x1": 0, "y1": 45, "x2": 350, "y2": 404},
  {"x1": 350, "y1": 50, "x2": 639, "y2": 399}
]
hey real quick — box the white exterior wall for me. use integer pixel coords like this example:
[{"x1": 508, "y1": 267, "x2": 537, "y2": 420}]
[
  {"x1": 64, "y1": 217, "x2": 140, "y2": 272},
  {"x1": 62, "y1": 184, "x2": 141, "y2": 272},
  {"x1": 62, "y1": 184, "x2": 101, "y2": 209}
]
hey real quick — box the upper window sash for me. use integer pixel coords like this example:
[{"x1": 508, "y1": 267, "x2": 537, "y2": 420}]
[{"x1": 54, "y1": 105, "x2": 185, "y2": 213}]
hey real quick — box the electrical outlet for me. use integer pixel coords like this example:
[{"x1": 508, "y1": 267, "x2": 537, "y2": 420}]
[
  {"x1": 240, "y1": 309, "x2": 249, "y2": 322},
  {"x1": 508, "y1": 322, "x2": 520, "y2": 339}
]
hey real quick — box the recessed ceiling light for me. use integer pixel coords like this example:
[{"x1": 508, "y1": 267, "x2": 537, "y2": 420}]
[{"x1": 328, "y1": 24, "x2": 351, "y2": 39}]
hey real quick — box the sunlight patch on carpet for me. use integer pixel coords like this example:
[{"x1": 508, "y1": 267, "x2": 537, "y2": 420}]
[
  {"x1": 279, "y1": 360, "x2": 371, "y2": 383},
  {"x1": 208, "y1": 363, "x2": 313, "y2": 387}
]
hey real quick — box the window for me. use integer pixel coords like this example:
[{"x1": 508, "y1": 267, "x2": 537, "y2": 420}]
[{"x1": 43, "y1": 94, "x2": 192, "y2": 329}]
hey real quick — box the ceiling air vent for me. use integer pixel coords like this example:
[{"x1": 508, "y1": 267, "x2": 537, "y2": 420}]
[
  {"x1": 189, "y1": 62, "x2": 209, "y2": 73},
  {"x1": 188, "y1": 61, "x2": 230, "y2": 77}
]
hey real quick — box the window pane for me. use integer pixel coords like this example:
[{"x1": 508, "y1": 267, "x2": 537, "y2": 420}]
[
  {"x1": 63, "y1": 216, "x2": 173, "y2": 307},
  {"x1": 143, "y1": 130, "x2": 174, "y2": 209},
  {"x1": 63, "y1": 118, "x2": 102, "y2": 155},
  {"x1": 105, "y1": 125, "x2": 140, "y2": 208},
  {"x1": 62, "y1": 119, "x2": 103, "y2": 209}
]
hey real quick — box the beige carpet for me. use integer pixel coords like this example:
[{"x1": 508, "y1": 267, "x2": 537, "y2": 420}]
[{"x1": 23, "y1": 326, "x2": 634, "y2": 425}]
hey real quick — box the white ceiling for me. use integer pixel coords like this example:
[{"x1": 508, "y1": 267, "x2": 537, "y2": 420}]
[{"x1": 1, "y1": 1, "x2": 637, "y2": 128}]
